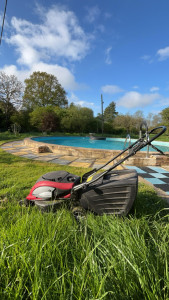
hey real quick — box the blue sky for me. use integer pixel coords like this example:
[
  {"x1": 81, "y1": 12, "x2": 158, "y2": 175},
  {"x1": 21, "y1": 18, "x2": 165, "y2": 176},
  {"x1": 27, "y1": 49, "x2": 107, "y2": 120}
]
[{"x1": 1, "y1": 0, "x2": 169, "y2": 117}]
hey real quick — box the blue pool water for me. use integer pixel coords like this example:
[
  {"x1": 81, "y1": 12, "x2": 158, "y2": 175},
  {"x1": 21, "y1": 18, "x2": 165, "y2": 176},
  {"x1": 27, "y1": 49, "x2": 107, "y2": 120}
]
[{"x1": 32, "y1": 136, "x2": 169, "y2": 152}]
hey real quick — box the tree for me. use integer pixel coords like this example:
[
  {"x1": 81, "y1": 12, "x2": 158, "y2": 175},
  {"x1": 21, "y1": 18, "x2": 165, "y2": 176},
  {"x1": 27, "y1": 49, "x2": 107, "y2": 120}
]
[
  {"x1": 161, "y1": 108, "x2": 169, "y2": 133},
  {"x1": 0, "y1": 107, "x2": 5, "y2": 129},
  {"x1": 152, "y1": 113, "x2": 162, "y2": 127},
  {"x1": 10, "y1": 110, "x2": 31, "y2": 132},
  {"x1": 132, "y1": 110, "x2": 144, "y2": 130},
  {"x1": 23, "y1": 71, "x2": 68, "y2": 111},
  {"x1": 61, "y1": 104, "x2": 94, "y2": 133},
  {"x1": 104, "y1": 101, "x2": 118, "y2": 123},
  {"x1": 146, "y1": 112, "x2": 162, "y2": 128},
  {"x1": 0, "y1": 72, "x2": 23, "y2": 128},
  {"x1": 114, "y1": 113, "x2": 135, "y2": 134},
  {"x1": 30, "y1": 106, "x2": 60, "y2": 132}
]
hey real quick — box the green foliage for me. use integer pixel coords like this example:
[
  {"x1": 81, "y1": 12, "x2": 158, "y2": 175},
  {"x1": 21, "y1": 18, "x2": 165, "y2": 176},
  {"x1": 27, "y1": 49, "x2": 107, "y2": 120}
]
[
  {"x1": 30, "y1": 106, "x2": 61, "y2": 132},
  {"x1": 146, "y1": 112, "x2": 162, "y2": 129},
  {"x1": 0, "y1": 107, "x2": 5, "y2": 129},
  {"x1": 10, "y1": 110, "x2": 31, "y2": 132},
  {"x1": 132, "y1": 110, "x2": 144, "y2": 130},
  {"x1": 113, "y1": 110, "x2": 164, "y2": 135},
  {"x1": 61, "y1": 105, "x2": 94, "y2": 133},
  {"x1": 161, "y1": 107, "x2": 169, "y2": 133},
  {"x1": 23, "y1": 71, "x2": 68, "y2": 111},
  {"x1": 114, "y1": 113, "x2": 136, "y2": 134},
  {"x1": 0, "y1": 72, "x2": 23, "y2": 128},
  {"x1": 161, "y1": 107, "x2": 169, "y2": 122},
  {"x1": 104, "y1": 101, "x2": 118, "y2": 123},
  {"x1": 103, "y1": 122, "x2": 114, "y2": 134}
]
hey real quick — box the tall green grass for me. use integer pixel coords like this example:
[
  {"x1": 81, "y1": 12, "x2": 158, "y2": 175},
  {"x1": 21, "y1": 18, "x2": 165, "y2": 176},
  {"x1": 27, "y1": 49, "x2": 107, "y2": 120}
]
[
  {"x1": 0, "y1": 203, "x2": 168, "y2": 299},
  {"x1": 0, "y1": 134, "x2": 169, "y2": 299}
]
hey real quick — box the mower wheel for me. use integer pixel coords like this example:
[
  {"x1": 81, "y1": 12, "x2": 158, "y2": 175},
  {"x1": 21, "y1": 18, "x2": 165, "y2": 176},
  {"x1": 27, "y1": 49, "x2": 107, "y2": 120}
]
[
  {"x1": 19, "y1": 199, "x2": 34, "y2": 207},
  {"x1": 72, "y1": 206, "x2": 86, "y2": 222},
  {"x1": 19, "y1": 200, "x2": 25, "y2": 206}
]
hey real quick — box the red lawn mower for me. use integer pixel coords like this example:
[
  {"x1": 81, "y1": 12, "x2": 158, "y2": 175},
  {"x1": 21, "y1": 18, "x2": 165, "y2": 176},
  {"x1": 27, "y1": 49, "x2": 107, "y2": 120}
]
[{"x1": 23, "y1": 126, "x2": 166, "y2": 218}]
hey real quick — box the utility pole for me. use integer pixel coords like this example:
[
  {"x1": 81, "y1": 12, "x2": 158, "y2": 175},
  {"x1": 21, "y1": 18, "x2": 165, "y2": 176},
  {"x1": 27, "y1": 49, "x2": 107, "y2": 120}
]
[
  {"x1": 0, "y1": 0, "x2": 8, "y2": 45},
  {"x1": 101, "y1": 94, "x2": 104, "y2": 136}
]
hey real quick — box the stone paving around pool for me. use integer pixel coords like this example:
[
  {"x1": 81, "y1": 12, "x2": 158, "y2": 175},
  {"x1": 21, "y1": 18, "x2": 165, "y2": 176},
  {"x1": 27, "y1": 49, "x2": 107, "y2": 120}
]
[
  {"x1": 0, "y1": 140, "x2": 123, "y2": 170},
  {"x1": 126, "y1": 165, "x2": 169, "y2": 195}
]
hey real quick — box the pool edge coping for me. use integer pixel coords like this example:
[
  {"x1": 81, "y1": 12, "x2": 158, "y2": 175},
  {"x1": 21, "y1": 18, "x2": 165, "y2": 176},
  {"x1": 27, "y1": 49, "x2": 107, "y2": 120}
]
[{"x1": 24, "y1": 137, "x2": 169, "y2": 162}]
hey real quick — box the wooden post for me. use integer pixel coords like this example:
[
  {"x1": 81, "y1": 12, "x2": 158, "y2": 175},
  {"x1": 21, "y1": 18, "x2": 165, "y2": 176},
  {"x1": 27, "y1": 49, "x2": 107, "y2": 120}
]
[{"x1": 101, "y1": 94, "x2": 104, "y2": 136}]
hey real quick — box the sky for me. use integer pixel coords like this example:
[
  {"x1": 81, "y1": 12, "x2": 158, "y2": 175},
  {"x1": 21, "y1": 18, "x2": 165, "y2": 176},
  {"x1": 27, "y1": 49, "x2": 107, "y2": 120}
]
[{"x1": 1, "y1": 0, "x2": 169, "y2": 117}]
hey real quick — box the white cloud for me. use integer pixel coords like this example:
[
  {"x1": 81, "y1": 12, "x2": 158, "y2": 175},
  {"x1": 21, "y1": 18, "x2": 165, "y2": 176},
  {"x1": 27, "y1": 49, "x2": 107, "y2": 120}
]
[
  {"x1": 105, "y1": 47, "x2": 112, "y2": 65},
  {"x1": 101, "y1": 85, "x2": 124, "y2": 94},
  {"x1": 140, "y1": 55, "x2": 153, "y2": 64},
  {"x1": 1, "y1": 5, "x2": 92, "y2": 92},
  {"x1": 158, "y1": 97, "x2": 169, "y2": 107},
  {"x1": 104, "y1": 12, "x2": 112, "y2": 19},
  {"x1": 157, "y1": 46, "x2": 169, "y2": 60},
  {"x1": 6, "y1": 5, "x2": 91, "y2": 66},
  {"x1": 0, "y1": 64, "x2": 27, "y2": 81},
  {"x1": 141, "y1": 55, "x2": 151, "y2": 61},
  {"x1": 117, "y1": 91, "x2": 160, "y2": 109},
  {"x1": 150, "y1": 86, "x2": 159, "y2": 92},
  {"x1": 85, "y1": 6, "x2": 100, "y2": 23},
  {"x1": 68, "y1": 93, "x2": 94, "y2": 108},
  {"x1": 0, "y1": 63, "x2": 79, "y2": 91}
]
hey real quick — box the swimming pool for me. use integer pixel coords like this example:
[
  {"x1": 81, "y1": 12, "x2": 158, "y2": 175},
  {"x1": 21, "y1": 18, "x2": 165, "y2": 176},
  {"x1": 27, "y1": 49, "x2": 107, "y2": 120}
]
[{"x1": 31, "y1": 136, "x2": 169, "y2": 152}]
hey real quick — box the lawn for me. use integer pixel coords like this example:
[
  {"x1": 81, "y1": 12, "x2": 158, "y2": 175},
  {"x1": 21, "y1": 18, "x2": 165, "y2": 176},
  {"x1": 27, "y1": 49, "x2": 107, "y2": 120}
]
[{"x1": 0, "y1": 133, "x2": 169, "y2": 299}]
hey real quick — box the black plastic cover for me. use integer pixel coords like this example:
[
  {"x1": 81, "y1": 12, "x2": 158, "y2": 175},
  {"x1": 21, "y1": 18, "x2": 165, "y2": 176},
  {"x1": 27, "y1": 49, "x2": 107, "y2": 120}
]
[
  {"x1": 36, "y1": 171, "x2": 80, "y2": 184},
  {"x1": 80, "y1": 169, "x2": 138, "y2": 216}
]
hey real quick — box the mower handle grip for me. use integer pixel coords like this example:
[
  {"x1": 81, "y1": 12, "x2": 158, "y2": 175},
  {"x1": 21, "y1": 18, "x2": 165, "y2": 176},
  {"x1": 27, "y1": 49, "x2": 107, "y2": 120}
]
[{"x1": 147, "y1": 126, "x2": 166, "y2": 143}]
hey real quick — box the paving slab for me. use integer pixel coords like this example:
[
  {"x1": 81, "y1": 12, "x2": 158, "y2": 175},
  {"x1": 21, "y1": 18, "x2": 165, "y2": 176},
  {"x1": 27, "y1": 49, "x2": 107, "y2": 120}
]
[
  {"x1": 76, "y1": 158, "x2": 96, "y2": 164},
  {"x1": 69, "y1": 161, "x2": 93, "y2": 168},
  {"x1": 60, "y1": 155, "x2": 78, "y2": 162},
  {"x1": 1, "y1": 145, "x2": 15, "y2": 149},
  {"x1": 114, "y1": 165, "x2": 124, "y2": 170},
  {"x1": 37, "y1": 154, "x2": 62, "y2": 159},
  {"x1": 96, "y1": 160, "x2": 117, "y2": 166},
  {"x1": 33, "y1": 156, "x2": 57, "y2": 162},
  {"x1": 92, "y1": 163, "x2": 123, "y2": 170},
  {"x1": 12, "y1": 146, "x2": 28, "y2": 150},
  {"x1": 95, "y1": 158, "x2": 110, "y2": 163},
  {"x1": 25, "y1": 149, "x2": 36, "y2": 153},
  {"x1": 12, "y1": 144, "x2": 25, "y2": 148},
  {"x1": 37, "y1": 153, "x2": 59, "y2": 156},
  {"x1": 92, "y1": 163, "x2": 103, "y2": 169},
  {"x1": 5, "y1": 149, "x2": 21, "y2": 153},
  {"x1": 126, "y1": 165, "x2": 169, "y2": 200},
  {"x1": 21, "y1": 154, "x2": 39, "y2": 159},
  {"x1": 49, "y1": 159, "x2": 71, "y2": 165},
  {"x1": 12, "y1": 141, "x2": 24, "y2": 145},
  {"x1": 13, "y1": 151, "x2": 30, "y2": 156},
  {"x1": 9, "y1": 148, "x2": 25, "y2": 151}
]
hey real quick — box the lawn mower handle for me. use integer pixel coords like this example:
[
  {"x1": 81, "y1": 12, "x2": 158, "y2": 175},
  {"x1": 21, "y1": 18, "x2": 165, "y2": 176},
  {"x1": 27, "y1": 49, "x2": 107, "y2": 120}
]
[
  {"x1": 72, "y1": 126, "x2": 166, "y2": 194},
  {"x1": 146, "y1": 126, "x2": 166, "y2": 143}
]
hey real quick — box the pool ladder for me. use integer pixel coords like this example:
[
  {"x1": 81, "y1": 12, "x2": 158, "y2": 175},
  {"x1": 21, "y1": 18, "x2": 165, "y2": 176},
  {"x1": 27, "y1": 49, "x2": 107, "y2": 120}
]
[
  {"x1": 124, "y1": 134, "x2": 131, "y2": 152},
  {"x1": 139, "y1": 120, "x2": 149, "y2": 158}
]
